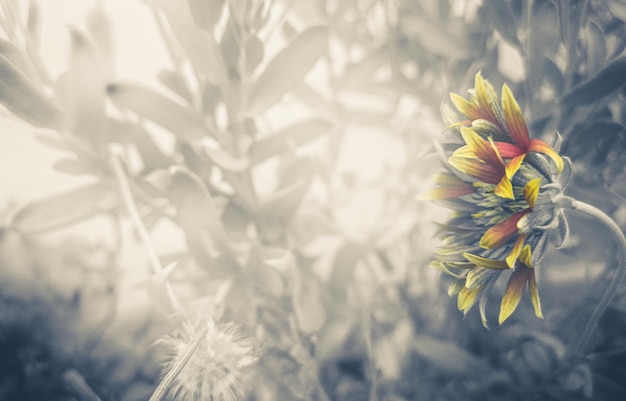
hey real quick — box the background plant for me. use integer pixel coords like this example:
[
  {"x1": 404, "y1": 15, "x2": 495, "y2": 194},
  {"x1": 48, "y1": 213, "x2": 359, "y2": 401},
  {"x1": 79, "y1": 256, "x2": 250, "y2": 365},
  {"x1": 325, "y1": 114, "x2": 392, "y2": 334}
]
[{"x1": 1, "y1": 0, "x2": 626, "y2": 400}]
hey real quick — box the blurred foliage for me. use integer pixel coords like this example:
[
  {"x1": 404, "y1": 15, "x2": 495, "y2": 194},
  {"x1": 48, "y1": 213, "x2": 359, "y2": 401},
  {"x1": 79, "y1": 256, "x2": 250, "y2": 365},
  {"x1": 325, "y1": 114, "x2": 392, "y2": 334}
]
[{"x1": 1, "y1": 0, "x2": 626, "y2": 400}]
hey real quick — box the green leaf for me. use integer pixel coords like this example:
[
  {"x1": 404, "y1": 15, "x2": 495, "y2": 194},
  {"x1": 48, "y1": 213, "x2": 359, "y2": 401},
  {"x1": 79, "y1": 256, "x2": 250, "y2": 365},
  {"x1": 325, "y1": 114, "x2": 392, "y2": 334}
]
[
  {"x1": 483, "y1": 0, "x2": 521, "y2": 48},
  {"x1": 0, "y1": 53, "x2": 64, "y2": 129},
  {"x1": 107, "y1": 82, "x2": 208, "y2": 141},
  {"x1": 560, "y1": 56, "x2": 626, "y2": 106},
  {"x1": 247, "y1": 25, "x2": 329, "y2": 114},
  {"x1": 169, "y1": 167, "x2": 239, "y2": 277},
  {"x1": 251, "y1": 118, "x2": 332, "y2": 165},
  {"x1": 10, "y1": 181, "x2": 120, "y2": 234}
]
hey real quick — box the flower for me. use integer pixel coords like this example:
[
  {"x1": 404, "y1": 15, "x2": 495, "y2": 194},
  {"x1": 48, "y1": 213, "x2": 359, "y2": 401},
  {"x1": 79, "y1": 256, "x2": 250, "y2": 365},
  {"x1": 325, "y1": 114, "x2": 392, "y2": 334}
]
[
  {"x1": 418, "y1": 73, "x2": 571, "y2": 326},
  {"x1": 160, "y1": 315, "x2": 257, "y2": 401}
]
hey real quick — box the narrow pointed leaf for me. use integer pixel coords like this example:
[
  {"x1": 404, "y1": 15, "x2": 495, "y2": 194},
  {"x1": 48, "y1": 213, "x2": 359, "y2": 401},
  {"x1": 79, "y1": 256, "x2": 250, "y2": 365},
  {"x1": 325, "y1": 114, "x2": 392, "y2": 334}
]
[
  {"x1": 10, "y1": 181, "x2": 120, "y2": 234},
  {"x1": 247, "y1": 25, "x2": 328, "y2": 114},
  {"x1": 107, "y1": 82, "x2": 208, "y2": 141},
  {"x1": 0, "y1": 53, "x2": 64, "y2": 129},
  {"x1": 560, "y1": 56, "x2": 626, "y2": 106},
  {"x1": 251, "y1": 118, "x2": 332, "y2": 165}
]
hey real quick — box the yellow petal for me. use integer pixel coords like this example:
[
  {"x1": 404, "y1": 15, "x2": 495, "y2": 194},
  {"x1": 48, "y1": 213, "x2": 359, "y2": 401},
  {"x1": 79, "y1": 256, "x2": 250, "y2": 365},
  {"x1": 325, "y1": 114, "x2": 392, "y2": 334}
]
[
  {"x1": 463, "y1": 252, "x2": 510, "y2": 269},
  {"x1": 494, "y1": 175, "x2": 514, "y2": 199},
  {"x1": 458, "y1": 285, "x2": 481, "y2": 313},
  {"x1": 523, "y1": 178, "x2": 541, "y2": 209},
  {"x1": 528, "y1": 269, "x2": 543, "y2": 319},
  {"x1": 505, "y1": 234, "x2": 527, "y2": 268},
  {"x1": 519, "y1": 245, "x2": 533, "y2": 267},
  {"x1": 498, "y1": 266, "x2": 530, "y2": 324},
  {"x1": 501, "y1": 83, "x2": 530, "y2": 148}
]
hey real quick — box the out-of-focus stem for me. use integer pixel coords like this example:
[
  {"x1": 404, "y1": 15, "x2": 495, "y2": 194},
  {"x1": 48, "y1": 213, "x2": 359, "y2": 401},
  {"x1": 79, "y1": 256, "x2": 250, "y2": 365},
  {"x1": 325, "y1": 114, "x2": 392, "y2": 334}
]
[
  {"x1": 109, "y1": 145, "x2": 180, "y2": 312},
  {"x1": 559, "y1": 196, "x2": 626, "y2": 354}
]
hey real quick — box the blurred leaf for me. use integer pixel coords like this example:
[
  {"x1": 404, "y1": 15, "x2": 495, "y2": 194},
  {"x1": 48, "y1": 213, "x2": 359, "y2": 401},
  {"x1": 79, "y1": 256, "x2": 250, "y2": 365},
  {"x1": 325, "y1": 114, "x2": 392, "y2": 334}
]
[
  {"x1": 202, "y1": 82, "x2": 222, "y2": 114},
  {"x1": 329, "y1": 241, "x2": 368, "y2": 297},
  {"x1": 86, "y1": 0, "x2": 114, "y2": 70},
  {"x1": 400, "y1": 13, "x2": 472, "y2": 59},
  {"x1": 585, "y1": 20, "x2": 606, "y2": 76},
  {"x1": 220, "y1": 15, "x2": 239, "y2": 69},
  {"x1": 293, "y1": 83, "x2": 331, "y2": 115},
  {"x1": 556, "y1": 0, "x2": 588, "y2": 51},
  {"x1": 245, "y1": 34, "x2": 264, "y2": 74},
  {"x1": 169, "y1": 167, "x2": 239, "y2": 277},
  {"x1": 10, "y1": 181, "x2": 120, "y2": 234},
  {"x1": 560, "y1": 56, "x2": 626, "y2": 106},
  {"x1": 483, "y1": 0, "x2": 521, "y2": 48},
  {"x1": 292, "y1": 267, "x2": 326, "y2": 334},
  {"x1": 107, "y1": 82, "x2": 208, "y2": 141},
  {"x1": 247, "y1": 25, "x2": 329, "y2": 114},
  {"x1": 412, "y1": 335, "x2": 491, "y2": 376},
  {"x1": 542, "y1": 57, "x2": 564, "y2": 95},
  {"x1": 337, "y1": 45, "x2": 389, "y2": 90},
  {"x1": 0, "y1": 38, "x2": 39, "y2": 85},
  {"x1": 259, "y1": 177, "x2": 312, "y2": 224},
  {"x1": 157, "y1": 69, "x2": 192, "y2": 101},
  {"x1": 64, "y1": 27, "x2": 108, "y2": 150},
  {"x1": 203, "y1": 146, "x2": 249, "y2": 172},
  {"x1": 152, "y1": 0, "x2": 221, "y2": 80},
  {"x1": 0, "y1": 53, "x2": 64, "y2": 129},
  {"x1": 251, "y1": 118, "x2": 332, "y2": 165},
  {"x1": 53, "y1": 158, "x2": 94, "y2": 175},
  {"x1": 188, "y1": 0, "x2": 225, "y2": 29},
  {"x1": 26, "y1": 0, "x2": 41, "y2": 45},
  {"x1": 609, "y1": 0, "x2": 626, "y2": 21}
]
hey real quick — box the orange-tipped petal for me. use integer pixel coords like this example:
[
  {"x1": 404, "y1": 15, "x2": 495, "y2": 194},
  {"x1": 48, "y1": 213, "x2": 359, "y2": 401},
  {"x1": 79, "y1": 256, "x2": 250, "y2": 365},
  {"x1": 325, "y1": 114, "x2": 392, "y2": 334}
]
[
  {"x1": 480, "y1": 210, "x2": 529, "y2": 249},
  {"x1": 528, "y1": 269, "x2": 543, "y2": 318},
  {"x1": 523, "y1": 178, "x2": 542, "y2": 209},
  {"x1": 505, "y1": 234, "x2": 527, "y2": 268},
  {"x1": 529, "y1": 138, "x2": 564, "y2": 172},
  {"x1": 498, "y1": 265, "x2": 531, "y2": 324},
  {"x1": 502, "y1": 84, "x2": 530, "y2": 149},
  {"x1": 450, "y1": 92, "x2": 482, "y2": 120},
  {"x1": 492, "y1": 141, "x2": 525, "y2": 159},
  {"x1": 463, "y1": 252, "x2": 510, "y2": 269},
  {"x1": 460, "y1": 127, "x2": 503, "y2": 165},
  {"x1": 448, "y1": 157, "x2": 503, "y2": 184},
  {"x1": 474, "y1": 73, "x2": 502, "y2": 126},
  {"x1": 415, "y1": 185, "x2": 475, "y2": 200}
]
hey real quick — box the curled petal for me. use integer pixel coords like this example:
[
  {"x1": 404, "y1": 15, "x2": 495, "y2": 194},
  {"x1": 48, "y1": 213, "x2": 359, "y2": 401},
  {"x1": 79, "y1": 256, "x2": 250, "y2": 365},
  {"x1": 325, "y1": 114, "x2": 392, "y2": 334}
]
[
  {"x1": 448, "y1": 278, "x2": 465, "y2": 296},
  {"x1": 475, "y1": 73, "x2": 505, "y2": 129},
  {"x1": 505, "y1": 234, "x2": 527, "y2": 268},
  {"x1": 494, "y1": 175, "x2": 514, "y2": 199},
  {"x1": 501, "y1": 84, "x2": 530, "y2": 149},
  {"x1": 523, "y1": 178, "x2": 542, "y2": 209},
  {"x1": 466, "y1": 266, "x2": 497, "y2": 290},
  {"x1": 480, "y1": 209, "x2": 530, "y2": 249},
  {"x1": 458, "y1": 285, "x2": 482, "y2": 313},
  {"x1": 519, "y1": 244, "x2": 533, "y2": 267},
  {"x1": 529, "y1": 138, "x2": 564, "y2": 172},
  {"x1": 504, "y1": 154, "x2": 525, "y2": 180},
  {"x1": 498, "y1": 265, "x2": 531, "y2": 324}
]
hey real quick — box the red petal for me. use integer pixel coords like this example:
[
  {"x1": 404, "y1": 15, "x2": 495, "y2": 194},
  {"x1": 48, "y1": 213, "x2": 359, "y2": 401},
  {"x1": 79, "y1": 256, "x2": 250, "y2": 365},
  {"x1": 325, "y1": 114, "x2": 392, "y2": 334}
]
[
  {"x1": 499, "y1": 265, "x2": 531, "y2": 324},
  {"x1": 448, "y1": 157, "x2": 504, "y2": 185},
  {"x1": 493, "y1": 142, "x2": 525, "y2": 159},
  {"x1": 528, "y1": 138, "x2": 564, "y2": 172},
  {"x1": 502, "y1": 84, "x2": 530, "y2": 149},
  {"x1": 479, "y1": 209, "x2": 530, "y2": 249}
]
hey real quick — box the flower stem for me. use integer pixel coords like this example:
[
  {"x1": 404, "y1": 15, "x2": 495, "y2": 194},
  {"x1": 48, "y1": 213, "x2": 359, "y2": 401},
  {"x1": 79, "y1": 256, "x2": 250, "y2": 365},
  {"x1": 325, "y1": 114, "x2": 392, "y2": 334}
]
[{"x1": 559, "y1": 196, "x2": 626, "y2": 353}]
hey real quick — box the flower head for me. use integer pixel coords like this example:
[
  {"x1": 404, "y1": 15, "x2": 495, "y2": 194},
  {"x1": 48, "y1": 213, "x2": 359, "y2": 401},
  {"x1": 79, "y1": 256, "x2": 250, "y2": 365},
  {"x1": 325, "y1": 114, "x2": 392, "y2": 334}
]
[
  {"x1": 418, "y1": 73, "x2": 571, "y2": 326},
  {"x1": 160, "y1": 315, "x2": 257, "y2": 401}
]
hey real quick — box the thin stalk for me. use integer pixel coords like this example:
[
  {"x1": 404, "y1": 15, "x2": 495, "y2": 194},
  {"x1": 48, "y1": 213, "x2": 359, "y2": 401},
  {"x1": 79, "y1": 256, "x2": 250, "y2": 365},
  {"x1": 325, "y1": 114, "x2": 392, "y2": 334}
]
[
  {"x1": 559, "y1": 196, "x2": 626, "y2": 354},
  {"x1": 109, "y1": 145, "x2": 181, "y2": 312}
]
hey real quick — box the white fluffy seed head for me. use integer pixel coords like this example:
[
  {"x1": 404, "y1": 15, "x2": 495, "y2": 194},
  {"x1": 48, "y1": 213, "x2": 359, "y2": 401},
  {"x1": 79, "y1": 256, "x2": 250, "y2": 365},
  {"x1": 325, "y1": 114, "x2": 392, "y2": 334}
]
[{"x1": 160, "y1": 316, "x2": 256, "y2": 401}]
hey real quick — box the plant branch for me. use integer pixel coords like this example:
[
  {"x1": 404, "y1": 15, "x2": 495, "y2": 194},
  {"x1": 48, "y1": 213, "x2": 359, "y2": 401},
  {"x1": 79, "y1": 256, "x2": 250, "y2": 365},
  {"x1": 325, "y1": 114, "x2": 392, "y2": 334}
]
[{"x1": 559, "y1": 196, "x2": 626, "y2": 354}]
